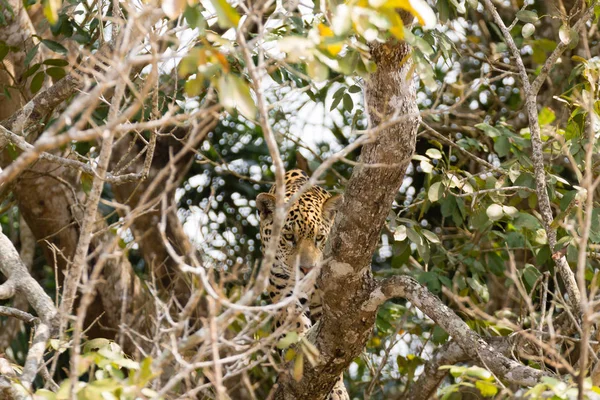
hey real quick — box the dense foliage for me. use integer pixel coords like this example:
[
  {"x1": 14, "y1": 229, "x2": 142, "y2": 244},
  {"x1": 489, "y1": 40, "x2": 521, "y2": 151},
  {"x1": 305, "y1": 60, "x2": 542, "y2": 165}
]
[{"x1": 1, "y1": 0, "x2": 600, "y2": 398}]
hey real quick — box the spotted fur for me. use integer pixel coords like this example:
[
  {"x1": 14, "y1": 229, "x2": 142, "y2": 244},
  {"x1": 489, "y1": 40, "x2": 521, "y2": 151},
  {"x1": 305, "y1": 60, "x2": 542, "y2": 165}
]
[{"x1": 256, "y1": 169, "x2": 348, "y2": 400}]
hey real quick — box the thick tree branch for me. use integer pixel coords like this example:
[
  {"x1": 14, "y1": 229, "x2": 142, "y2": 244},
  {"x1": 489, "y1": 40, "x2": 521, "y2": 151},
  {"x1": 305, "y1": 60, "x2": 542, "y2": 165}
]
[
  {"x1": 0, "y1": 230, "x2": 57, "y2": 394},
  {"x1": 0, "y1": 231, "x2": 57, "y2": 325},
  {"x1": 376, "y1": 275, "x2": 549, "y2": 387},
  {"x1": 274, "y1": 38, "x2": 420, "y2": 399}
]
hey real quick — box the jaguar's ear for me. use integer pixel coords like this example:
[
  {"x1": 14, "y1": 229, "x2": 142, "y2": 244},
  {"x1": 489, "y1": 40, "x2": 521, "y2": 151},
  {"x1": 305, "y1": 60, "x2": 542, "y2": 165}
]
[
  {"x1": 256, "y1": 193, "x2": 276, "y2": 217},
  {"x1": 322, "y1": 194, "x2": 343, "y2": 221}
]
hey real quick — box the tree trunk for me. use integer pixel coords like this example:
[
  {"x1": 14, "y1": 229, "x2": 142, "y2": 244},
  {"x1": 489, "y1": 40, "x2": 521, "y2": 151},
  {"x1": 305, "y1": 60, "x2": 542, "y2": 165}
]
[{"x1": 274, "y1": 38, "x2": 420, "y2": 399}]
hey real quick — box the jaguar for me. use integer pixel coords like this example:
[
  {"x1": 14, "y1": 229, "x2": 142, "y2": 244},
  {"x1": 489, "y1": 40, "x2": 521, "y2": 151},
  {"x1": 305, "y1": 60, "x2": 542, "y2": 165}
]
[{"x1": 256, "y1": 169, "x2": 348, "y2": 400}]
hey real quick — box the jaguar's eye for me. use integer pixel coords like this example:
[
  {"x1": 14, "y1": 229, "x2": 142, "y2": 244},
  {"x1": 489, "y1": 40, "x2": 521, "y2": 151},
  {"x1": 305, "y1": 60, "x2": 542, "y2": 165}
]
[
  {"x1": 283, "y1": 233, "x2": 295, "y2": 242},
  {"x1": 315, "y1": 234, "x2": 325, "y2": 242}
]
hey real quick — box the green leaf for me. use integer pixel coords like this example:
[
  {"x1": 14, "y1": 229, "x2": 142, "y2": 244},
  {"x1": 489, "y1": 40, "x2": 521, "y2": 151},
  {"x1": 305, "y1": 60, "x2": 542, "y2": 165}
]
[
  {"x1": 43, "y1": 58, "x2": 69, "y2": 67},
  {"x1": 30, "y1": 71, "x2": 45, "y2": 94},
  {"x1": 0, "y1": 41, "x2": 8, "y2": 62},
  {"x1": 211, "y1": 0, "x2": 240, "y2": 29},
  {"x1": 330, "y1": 92, "x2": 343, "y2": 111},
  {"x1": 494, "y1": 135, "x2": 510, "y2": 157},
  {"x1": 516, "y1": 10, "x2": 538, "y2": 23},
  {"x1": 475, "y1": 123, "x2": 502, "y2": 138},
  {"x1": 184, "y1": 5, "x2": 206, "y2": 33},
  {"x1": 24, "y1": 43, "x2": 40, "y2": 66},
  {"x1": 41, "y1": 39, "x2": 68, "y2": 54},
  {"x1": 34, "y1": 389, "x2": 57, "y2": 400},
  {"x1": 432, "y1": 325, "x2": 449, "y2": 344},
  {"x1": 464, "y1": 366, "x2": 492, "y2": 380},
  {"x1": 342, "y1": 93, "x2": 353, "y2": 111},
  {"x1": 421, "y1": 229, "x2": 440, "y2": 243},
  {"x1": 513, "y1": 212, "x2": 541, "y2": 230},
  {"x1": 22, "y1": 63, "x2": 41, "y2": 79},
  {"x1": 46, "y1": 67, "x2": 66, "y2": 80},
  {"x1": 522, "y1": 264, "x2": 541, "y2": 289},
  {"x1": 467, "y1": 276, "x2": 489, "y2": 302},
  {"x1": 185, "y1": 77, "x2": 204, "y2": 97},
  {"x1": 306, "y1": 59, "x2": 329, "y2": 82},
  {"x1": 418, "y1": 271, "x2": 440, "y2": 293}
]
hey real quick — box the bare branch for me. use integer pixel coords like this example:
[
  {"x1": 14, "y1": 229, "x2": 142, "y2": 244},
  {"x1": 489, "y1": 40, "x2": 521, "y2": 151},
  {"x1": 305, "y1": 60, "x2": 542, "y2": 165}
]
[{"x1": 483, "y1": 0, "x2": 582, "y2": 315}]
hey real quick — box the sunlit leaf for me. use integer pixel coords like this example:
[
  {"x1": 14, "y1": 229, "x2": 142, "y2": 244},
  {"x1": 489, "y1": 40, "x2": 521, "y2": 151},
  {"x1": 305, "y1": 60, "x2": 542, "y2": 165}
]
[
  {"x1": 422, "y1": 229, "x2": 440, "y2": 243},
  {"x1": 218, "y1": 74, "x2": 256, "y2": 120},
  {"x1": 522, "y1": 23, "x2": 535, "y2": 38},
  {"x1": 394, "y1": 225, "x2": 407, "y2": 241},
  {"x1": 332, "y1": 5, "x2": 352, "y2": 36},
  {"x1": 276, "y1": 332, "x2": 299, "y2": 349},
  {"x1": 426, "y1": 148, "x2": 442, "y2": 159},
  {"x1": 486, "y1": 204, "x2": 503, "y2": 221},
  {"x1": 210, "y1": 0, "x2": 240, "y2": 29},
  {"x1": 428, "y1": 182, "x2": 444, "y2": 202},
  {"x1": 162, "y1": 0, "x2": 187, "y2": 19}
]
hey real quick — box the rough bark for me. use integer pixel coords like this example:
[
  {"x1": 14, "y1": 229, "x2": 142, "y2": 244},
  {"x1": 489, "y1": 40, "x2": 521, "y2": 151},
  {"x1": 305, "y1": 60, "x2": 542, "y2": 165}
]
[
  {"x1": 0, "y1": 0, "x2": 37, "y2": 121},
  {"x1": 109, "y1": 126, "x2": 204, "y2": 303}
]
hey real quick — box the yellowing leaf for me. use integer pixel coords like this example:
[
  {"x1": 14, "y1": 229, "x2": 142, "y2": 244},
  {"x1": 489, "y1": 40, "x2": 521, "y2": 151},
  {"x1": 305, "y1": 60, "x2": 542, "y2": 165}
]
[
  {"x1": 43, "y1": 0, "x2": 62, "y2": 25},
  {"x1": 284, "y1": 348, "x2": 296, "y2": 362},
  {"x1": 475, "y1": 380, "x2": 498, "y2": 397},
  {"x1": 318, "y1": 23, "x2": 334, "y2": 37},
  {"x1": 384, "y1": 0, "x2": 437, "y2": 30},
  {"x1": 162, "y1": 0, "x2": 187, "y2": 18},
  {"x1": 211, "y1": 0, "x2": 240, "y2": 28},
  {"x1": 323, "y1": 42, "x2": 343, "y2": 56},
  {"x1": 293, "y1": 352, "x2": 304, "y2": 381}
]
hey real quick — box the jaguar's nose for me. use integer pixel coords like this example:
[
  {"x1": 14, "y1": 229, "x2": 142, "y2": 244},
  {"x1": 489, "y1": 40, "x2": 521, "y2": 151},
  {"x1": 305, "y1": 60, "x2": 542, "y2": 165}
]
[{"x1": 300, "y1": 265, "x2": 312, "y2": 275}]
